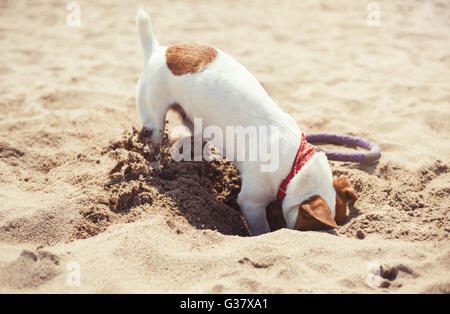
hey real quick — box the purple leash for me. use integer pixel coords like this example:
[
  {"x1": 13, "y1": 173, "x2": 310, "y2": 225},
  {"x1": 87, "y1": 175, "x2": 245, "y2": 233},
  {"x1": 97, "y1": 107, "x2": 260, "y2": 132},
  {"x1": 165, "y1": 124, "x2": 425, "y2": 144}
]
[{"x1": 305, "y1": 134, "x2": 381, "y2": 163}]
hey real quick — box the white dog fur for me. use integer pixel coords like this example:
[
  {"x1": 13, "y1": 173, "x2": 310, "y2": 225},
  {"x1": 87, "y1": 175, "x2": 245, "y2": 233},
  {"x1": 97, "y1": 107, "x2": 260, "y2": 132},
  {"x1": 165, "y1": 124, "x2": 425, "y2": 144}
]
[{"x1": 135, "y1": 8, "x2": 336, "y2": 235}]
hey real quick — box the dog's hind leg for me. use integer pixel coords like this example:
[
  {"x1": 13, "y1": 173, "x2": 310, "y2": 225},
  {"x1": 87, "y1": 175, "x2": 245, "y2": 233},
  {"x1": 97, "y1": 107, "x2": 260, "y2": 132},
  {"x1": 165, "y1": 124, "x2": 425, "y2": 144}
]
[
  {"x1": 169, "y1": 103, "x2": 194, "y2": 134},
  {"x1": 136, "y1": 80, "x2": 169, "y2": 169}
]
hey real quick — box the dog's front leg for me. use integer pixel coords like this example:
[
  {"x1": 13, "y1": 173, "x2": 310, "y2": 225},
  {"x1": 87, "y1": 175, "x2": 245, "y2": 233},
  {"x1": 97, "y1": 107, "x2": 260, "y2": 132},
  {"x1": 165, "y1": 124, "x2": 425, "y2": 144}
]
[
  {"x1": 237, "y1": 187, "x2": 271, "y2": 236},
  {"x1": 239, "y1": 200, "x2": 271, "y2": 236},
  {"x1": 237, "y1": 172, "x2": 273, "y2": 236}
]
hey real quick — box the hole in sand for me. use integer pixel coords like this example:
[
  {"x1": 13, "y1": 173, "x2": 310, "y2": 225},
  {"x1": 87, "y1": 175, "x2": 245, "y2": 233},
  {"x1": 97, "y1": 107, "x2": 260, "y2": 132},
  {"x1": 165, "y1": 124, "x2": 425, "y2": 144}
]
[
  {"x1": 71, "y1": 125, "x2": 287, "y2": 239},
  {"x1": 70, "y1": 113, "x2": 450, "y2": 241}
]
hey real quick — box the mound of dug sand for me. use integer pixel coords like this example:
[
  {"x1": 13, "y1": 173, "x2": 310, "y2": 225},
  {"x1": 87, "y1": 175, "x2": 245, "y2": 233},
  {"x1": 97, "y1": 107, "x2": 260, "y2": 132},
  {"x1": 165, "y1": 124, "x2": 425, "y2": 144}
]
[
  {"x1": 71, "y1": 128, "x2": 249, "y2": 240},
  {"x1": 68, "y1": 124, "x2": 450, "y2": 244},
  {"x1": 71, "y1": 125, "x2": 449, "y2": 244},
  {"x1": 333, "y1": 160, "x2": 449, "y2": 241}
]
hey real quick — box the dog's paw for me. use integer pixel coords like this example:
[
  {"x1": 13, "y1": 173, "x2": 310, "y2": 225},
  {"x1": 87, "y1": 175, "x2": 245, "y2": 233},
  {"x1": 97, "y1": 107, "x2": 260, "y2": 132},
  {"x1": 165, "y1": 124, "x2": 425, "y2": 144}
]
[{"x1": 150, "y1": 159, "x2": 161, "y2": 171}]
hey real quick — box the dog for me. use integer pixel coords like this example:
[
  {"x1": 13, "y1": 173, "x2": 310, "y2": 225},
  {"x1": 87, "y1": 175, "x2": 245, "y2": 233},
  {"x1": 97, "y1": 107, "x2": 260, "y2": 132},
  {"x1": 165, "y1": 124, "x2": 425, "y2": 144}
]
[{"x1": 135, "y1": 8, "x2": 358, "y2": 236}]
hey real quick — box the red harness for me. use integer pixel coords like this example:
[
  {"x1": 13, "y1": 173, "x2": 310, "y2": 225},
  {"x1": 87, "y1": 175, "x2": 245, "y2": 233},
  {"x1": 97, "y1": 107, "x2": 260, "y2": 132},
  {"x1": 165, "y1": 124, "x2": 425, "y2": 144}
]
[{"x1": 277, "y1": 133, "x2": 315, "y2": 201}]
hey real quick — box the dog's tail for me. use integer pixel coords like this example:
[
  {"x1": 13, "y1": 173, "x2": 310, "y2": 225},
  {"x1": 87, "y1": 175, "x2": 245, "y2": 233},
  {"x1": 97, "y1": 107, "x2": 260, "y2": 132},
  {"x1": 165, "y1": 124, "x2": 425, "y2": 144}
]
[{"x1": 136, "y1": 7, "x2": 158, "y2": 63}]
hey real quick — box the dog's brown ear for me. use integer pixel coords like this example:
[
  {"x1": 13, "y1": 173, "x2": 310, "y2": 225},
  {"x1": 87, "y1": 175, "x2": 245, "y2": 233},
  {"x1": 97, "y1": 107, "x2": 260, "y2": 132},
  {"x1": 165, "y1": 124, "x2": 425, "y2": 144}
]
[
  {"x1": 294, "y1": 196, "x2": 338, "y2": 231},
  {"x1": 334, "y1": 176, "x2": 358, "y2": 205},
  {"x1": 333, "y1": 176, "x2": 358, "y2": 225}
]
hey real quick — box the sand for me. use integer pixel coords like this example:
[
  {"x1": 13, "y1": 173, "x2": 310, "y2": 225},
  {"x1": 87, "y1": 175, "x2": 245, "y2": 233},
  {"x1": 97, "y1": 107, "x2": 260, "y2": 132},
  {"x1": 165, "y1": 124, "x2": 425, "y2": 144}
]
[{"x1": 0, "y1": 0, "x2": 449, "y2": 293}]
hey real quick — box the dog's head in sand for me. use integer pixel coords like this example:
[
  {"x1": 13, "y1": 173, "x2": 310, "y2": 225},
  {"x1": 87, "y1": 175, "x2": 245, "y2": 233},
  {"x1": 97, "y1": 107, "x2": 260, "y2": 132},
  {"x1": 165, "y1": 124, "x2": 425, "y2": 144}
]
[
  {"x1": 281, "y1": 151, "x2": 358, "y2": 231},
  {"x1": 294, "y1": 177, "x2": 358, "y2": 231}
]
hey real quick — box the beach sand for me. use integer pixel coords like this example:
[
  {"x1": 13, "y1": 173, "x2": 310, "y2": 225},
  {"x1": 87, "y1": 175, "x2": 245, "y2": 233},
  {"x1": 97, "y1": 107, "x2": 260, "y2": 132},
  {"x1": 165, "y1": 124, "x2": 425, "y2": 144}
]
[{"x1": 0, "y1": 0, "x2": 449, "y2": 293}]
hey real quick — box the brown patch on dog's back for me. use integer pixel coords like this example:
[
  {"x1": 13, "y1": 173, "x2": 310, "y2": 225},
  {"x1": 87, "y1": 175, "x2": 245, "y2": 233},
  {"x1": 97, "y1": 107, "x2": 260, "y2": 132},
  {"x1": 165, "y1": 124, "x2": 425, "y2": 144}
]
[{"x1": 166, "y1": 44, "x2": 218, "y2": 76}]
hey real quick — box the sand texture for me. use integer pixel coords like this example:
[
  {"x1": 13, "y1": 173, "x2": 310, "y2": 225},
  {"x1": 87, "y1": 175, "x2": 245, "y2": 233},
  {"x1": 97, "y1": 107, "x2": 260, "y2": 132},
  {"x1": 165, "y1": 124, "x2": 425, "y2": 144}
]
[{"x1": 0, "y1": 0, "x2": 449, "y2": 293}]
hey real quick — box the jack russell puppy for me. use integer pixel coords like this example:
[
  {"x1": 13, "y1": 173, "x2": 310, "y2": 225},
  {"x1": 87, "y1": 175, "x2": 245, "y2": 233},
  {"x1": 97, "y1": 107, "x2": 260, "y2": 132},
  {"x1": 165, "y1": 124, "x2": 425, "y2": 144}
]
[{"x1": 135, "y1": 9, "x2": 358, "y2": 235}]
